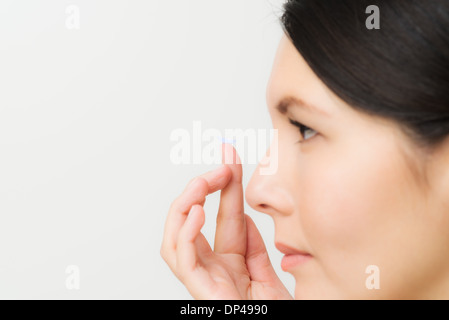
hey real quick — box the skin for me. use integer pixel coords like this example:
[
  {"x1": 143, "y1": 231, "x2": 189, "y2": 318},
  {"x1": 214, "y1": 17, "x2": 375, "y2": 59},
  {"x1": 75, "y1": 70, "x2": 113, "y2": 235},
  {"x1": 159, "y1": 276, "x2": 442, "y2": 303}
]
[{"x1": 161, "y1": 35, "x2": 449, "y2": 299}]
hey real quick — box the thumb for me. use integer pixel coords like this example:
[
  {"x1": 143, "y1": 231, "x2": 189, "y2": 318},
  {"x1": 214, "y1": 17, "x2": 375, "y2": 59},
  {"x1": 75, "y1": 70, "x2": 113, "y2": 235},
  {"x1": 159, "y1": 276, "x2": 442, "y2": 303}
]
[{"x1": 244, "y1": 214, "x2": 280, "y2": 284}]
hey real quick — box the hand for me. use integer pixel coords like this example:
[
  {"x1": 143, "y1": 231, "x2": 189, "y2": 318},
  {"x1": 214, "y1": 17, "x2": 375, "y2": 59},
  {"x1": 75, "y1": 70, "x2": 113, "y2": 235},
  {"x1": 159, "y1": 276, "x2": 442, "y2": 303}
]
[{"x1": 161, "y1": 143, "x2": 292, "y2": 300}]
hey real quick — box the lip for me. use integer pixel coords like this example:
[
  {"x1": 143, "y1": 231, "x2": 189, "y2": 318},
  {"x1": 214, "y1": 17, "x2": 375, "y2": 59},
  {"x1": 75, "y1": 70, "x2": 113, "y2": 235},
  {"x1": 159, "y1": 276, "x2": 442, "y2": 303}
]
[{"x1": 275, "y1": 242, "x2": 312, "y2": 271}]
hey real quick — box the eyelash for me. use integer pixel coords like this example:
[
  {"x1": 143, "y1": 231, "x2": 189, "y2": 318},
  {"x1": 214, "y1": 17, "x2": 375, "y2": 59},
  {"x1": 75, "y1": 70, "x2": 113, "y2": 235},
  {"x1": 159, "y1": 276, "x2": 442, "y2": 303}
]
[{"x1": 288, "y1": 118, "x2": 318, "y2": 143}]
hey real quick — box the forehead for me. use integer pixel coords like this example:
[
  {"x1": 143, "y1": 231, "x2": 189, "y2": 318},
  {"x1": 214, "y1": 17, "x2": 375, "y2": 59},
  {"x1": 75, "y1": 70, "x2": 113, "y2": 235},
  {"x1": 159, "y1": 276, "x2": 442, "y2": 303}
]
[
  {"x1": 266, "y1": 36, "x2": 347, "y2": 119},
  {"x1": 266, "y1": 36, "x2": 400, "y2": 126}
]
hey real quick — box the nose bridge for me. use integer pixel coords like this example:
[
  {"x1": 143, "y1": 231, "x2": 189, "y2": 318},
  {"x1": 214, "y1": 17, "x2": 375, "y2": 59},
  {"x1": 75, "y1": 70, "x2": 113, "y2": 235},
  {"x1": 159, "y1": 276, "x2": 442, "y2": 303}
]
[{"x1": 257, "y1": 126, "x2": 280, "y2": 177}]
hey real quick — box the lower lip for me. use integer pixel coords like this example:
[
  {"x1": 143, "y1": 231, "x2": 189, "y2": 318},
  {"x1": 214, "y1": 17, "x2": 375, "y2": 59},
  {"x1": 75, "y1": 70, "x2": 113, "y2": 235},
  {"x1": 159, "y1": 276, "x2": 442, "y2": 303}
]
[{"x1": 281, "y1": 254, "x2": 312, "y2": 271}]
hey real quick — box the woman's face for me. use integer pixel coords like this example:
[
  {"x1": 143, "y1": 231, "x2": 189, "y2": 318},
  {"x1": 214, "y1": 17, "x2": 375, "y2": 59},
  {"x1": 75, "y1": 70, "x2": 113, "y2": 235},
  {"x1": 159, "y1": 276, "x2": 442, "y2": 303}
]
[{"x1": 245, "y1": 35, "x2": 449, "y2": 299}]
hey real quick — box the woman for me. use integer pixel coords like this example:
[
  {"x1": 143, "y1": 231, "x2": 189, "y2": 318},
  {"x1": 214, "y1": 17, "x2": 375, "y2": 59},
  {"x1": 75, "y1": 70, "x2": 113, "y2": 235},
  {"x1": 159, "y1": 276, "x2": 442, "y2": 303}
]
[{"x1": 161, "y1": 0, "x2": 449, "y2": 299}]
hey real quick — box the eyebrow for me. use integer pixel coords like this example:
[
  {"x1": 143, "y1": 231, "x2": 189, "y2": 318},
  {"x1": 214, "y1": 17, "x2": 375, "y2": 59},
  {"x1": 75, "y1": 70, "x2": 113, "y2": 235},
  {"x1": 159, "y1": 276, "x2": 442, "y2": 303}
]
[{"x1": 275, "y1": 96, "x2": 330, "y2": 118}]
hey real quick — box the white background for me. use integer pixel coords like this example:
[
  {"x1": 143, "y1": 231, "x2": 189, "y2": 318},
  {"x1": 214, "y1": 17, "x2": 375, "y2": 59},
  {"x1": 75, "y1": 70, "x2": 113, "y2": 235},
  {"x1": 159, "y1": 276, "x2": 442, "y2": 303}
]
[{"x1": 0, "y1": 0, "x2": 295, "y2": 299}]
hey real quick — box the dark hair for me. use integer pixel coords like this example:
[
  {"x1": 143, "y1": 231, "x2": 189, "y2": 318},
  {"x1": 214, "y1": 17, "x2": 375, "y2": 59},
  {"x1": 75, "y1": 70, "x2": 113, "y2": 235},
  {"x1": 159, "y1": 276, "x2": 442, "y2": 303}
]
[{"x1": 280, "y1": 0, "x2": 449, "y2": 152}]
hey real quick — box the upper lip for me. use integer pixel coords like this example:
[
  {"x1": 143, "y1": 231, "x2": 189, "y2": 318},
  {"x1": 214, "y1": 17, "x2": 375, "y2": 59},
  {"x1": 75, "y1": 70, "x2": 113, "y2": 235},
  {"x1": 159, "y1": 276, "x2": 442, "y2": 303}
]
[{"x1": 275, "y1": 242, "x2": 311, "y2": 256}]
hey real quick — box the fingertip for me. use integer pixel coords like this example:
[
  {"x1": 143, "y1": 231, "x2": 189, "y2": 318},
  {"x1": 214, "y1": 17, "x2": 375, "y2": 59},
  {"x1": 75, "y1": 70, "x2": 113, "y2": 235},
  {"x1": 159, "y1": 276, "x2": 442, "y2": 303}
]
[
  {"x1": 220, "y1": 164, "x2": 233, "y2": 182},
  {"x1": 187, "y1": 204, "x2": 200, "y2": 219},
  {"x1": 186, "y1": 205, "x2": 205, "y2": 234},
  {"x1": 244, "y1": 214, "x2": 260, "y2": 239},
  {"x1": 191, "y1": 177, "x2": 209, "y2": 195},
  {"x1": 203, "y1": 165, "x2": 232, "y2": 193},
  {"x1": 190, "y1": 204, "x2": 203, "y2": 216},
  {"x1": 221, "y1": 143, "x2": 242, "y2": 166},
  {"x1": 244, "y1": 214, "x2": 261, "y2": 238}
]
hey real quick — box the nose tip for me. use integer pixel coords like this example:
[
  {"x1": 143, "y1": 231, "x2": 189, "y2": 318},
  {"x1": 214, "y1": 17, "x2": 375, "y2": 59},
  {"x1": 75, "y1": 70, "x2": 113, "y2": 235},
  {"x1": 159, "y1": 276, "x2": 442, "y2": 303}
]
[
  {"x1": 245, "y1": 169, "x2": 272, "y2": 214},
  {"x1": 245, "y1": 159, "x2": 294, "y2": 217}
]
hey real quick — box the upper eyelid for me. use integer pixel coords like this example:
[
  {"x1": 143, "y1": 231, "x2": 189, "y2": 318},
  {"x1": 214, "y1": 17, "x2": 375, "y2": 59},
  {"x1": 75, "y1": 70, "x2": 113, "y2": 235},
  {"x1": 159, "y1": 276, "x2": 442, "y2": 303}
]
[
  {"x1": 289, "y1": 118, "x2": 300, "y2": 125},
  {"x1": 289, "y1": 118, "x2": 307, "y2": 129},
  {"x1": 288, "y1": 118, "x2": 309, "y2": 144},
  {"x1": 289, "y1": 117, "x2": 318, "y2": 139}
]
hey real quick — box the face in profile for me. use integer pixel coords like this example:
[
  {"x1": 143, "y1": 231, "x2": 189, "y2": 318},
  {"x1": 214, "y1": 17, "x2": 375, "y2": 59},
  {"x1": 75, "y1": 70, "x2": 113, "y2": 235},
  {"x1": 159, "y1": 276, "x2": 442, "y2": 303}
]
[{"x1": 245, "y1": 35, "x2": 449, "y2": 299}]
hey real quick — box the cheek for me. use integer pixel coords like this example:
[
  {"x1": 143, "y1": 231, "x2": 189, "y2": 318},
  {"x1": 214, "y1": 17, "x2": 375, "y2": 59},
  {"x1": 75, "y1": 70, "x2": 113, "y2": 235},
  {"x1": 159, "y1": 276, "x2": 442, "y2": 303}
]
[
  {"x1": 299, "y1": 160, "x2": 374, "y2": 253},
  {"x1": 296, "y1": 143, "x2": 417, "y2": 289}
]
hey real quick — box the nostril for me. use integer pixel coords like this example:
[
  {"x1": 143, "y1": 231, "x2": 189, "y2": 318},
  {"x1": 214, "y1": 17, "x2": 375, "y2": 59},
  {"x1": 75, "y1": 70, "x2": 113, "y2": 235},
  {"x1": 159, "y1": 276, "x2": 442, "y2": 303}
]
[{"x1": 260, "y1": 204, "x2": 268, "y2": 209}]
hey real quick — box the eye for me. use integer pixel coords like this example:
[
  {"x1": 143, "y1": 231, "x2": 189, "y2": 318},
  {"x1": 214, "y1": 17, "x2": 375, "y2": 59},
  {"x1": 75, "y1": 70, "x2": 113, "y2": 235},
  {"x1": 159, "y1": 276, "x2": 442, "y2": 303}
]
[{"x1": 289, "y1": 118, "x2": 318, "y2": 143}]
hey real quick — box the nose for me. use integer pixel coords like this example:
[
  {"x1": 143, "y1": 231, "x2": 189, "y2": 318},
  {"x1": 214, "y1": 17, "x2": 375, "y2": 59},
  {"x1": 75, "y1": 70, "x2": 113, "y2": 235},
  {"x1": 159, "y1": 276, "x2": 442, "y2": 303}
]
[{"x1": 245, "y1": 146, "x2": 294, "y2": 217}]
